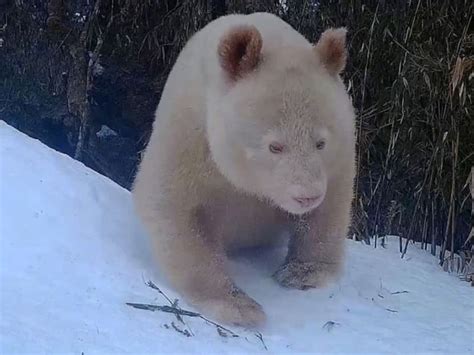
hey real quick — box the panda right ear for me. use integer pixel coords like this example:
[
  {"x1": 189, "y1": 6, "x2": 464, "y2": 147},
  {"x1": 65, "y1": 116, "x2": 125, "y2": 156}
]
[{"x1": 217, "y1": 25, "x2": 263, "y2": 83}]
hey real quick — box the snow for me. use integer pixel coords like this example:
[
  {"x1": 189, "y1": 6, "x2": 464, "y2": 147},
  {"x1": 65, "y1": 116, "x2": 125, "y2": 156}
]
[{"x1": 0, "y1": 120, "x2": 473, "y2": 354}]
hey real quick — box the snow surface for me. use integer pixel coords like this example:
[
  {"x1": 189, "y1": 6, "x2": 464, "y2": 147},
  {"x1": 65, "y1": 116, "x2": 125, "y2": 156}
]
[{"x1": 0, "y1": 120, "x2": 473, "y2": 354}]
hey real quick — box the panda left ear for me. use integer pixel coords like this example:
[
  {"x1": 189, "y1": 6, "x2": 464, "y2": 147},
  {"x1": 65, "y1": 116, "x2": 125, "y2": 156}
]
[{"x1": 314, "y1": 27, "x2": 348, "y2": 76}]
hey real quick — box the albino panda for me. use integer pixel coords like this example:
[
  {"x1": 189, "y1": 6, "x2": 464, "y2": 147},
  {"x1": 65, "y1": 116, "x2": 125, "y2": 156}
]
[{"x1": 132, "y1": 12, "x2": 356, "y2": 328}]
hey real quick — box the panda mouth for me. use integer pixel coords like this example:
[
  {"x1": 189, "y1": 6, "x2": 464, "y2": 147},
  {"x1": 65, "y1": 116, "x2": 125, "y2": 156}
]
[
  {"x1": 277, "y1": 194, "x2": 324, "y2": 215},
  {"x1": 292, "y1": 195, "x2": 323, "y2": 209}
]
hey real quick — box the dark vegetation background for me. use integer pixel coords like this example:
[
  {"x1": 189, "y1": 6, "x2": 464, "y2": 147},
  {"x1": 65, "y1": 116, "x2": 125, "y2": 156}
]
[{"x1": 1, "y1": 1, "x2": 473, "y2": 270}]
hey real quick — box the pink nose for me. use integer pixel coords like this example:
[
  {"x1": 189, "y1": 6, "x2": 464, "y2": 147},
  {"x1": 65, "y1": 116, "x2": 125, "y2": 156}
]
[{"x1": 293, "y1": 196, "x2": 321, "y2": 208}]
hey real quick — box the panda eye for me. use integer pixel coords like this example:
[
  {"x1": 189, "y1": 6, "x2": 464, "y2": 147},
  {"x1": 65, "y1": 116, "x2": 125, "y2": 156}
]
[
  {"x1": 269, "y1": 142, "x2": 285, "y2": 154},
  {"x1": 316, "y1": 140, "x2": 326, "y2": 150}
]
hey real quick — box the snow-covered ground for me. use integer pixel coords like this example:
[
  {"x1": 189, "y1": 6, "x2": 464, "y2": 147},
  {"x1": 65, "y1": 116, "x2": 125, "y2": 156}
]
[{"x1": 1, "y1": 120, "x2": 473, "y2": 354}]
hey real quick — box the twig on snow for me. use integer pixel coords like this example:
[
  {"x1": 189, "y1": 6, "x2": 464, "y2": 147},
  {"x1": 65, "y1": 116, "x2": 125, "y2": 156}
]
[
  {"x1": 322, "y1": 321, "x2": 340, "y2": 332},
  {"x1": 129, "y1": 280, "x2": 241, "y2": 339},
  {"x1": 255, "y1": 331, "x2": 268, "y2": 351},
  {"x1": 146, "y1": 280, "x2": 174, "y2": 305},
  {"x1": 390, "y1": 290, "x2": 409, "y2": 295},
  {"x1": 171, "y1": 321, "x2": 192, "y2": 337},
  {"x1": 144, "y1": 279, "x2": 194, "y2": 335},
  {"x1": 125, "y1": 302, "x2": 200, "y2": 317}
]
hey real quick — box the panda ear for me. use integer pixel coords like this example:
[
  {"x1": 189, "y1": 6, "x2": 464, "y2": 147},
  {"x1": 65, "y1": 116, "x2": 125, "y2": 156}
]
[
  {"x1": 217, "y1": 25, "x2": 263, "y2": 82},
  {"x1": 314, "y1": 27, "x2": 348, "y2": 75}
]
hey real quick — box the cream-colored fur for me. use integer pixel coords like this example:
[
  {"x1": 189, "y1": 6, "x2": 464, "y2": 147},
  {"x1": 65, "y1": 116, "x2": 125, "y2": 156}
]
[{"x1": 132, "y1": 12, "x2": 356, "y2": 328}]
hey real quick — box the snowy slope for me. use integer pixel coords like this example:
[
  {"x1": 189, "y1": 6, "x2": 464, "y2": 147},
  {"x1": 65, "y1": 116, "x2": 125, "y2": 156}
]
[{"x1": 0, "y1": 120, "x2": 473, "y2": 354}]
